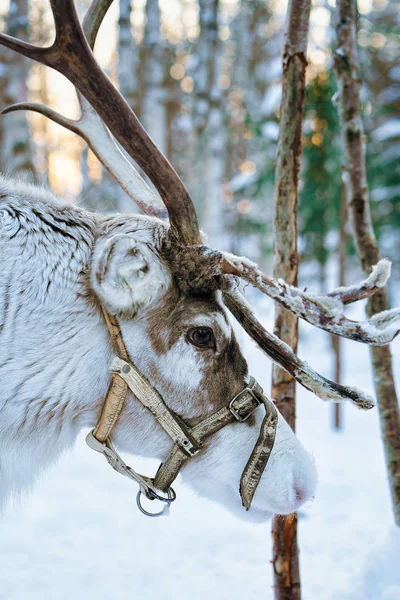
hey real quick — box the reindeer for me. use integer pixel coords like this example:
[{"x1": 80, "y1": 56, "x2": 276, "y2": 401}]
[{"x1": 0, "y1": 0, "x2": 399, "y2": 519}]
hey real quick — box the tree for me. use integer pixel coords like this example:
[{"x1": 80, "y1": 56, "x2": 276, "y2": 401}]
[
  {"x1": 271, "y1": 1, "x2": 311, "y2": 599},
  {"x1": 334, "y1": 0, "x2": 400, "y2": 526},
  {"x1": 142, "y1": 0, "x2": 167, "y2": 155},
  {"x1": 0, "y1": 0, "x2": 35, "y2": 177}
]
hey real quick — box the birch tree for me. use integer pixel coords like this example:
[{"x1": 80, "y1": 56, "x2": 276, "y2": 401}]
[
  {"x1": 271, "y1": 1, "x2": 311, "y2": 598},
  {"x1": 190, "y1": 0, "x2": 227, "y2": 246},
  {"x1": 114, "y1": 0, "x2": 140, "y2": 212},
  {"x1": 142, "y1": 0, "x2": 167, "y2": 155},
  {"x1": 118, "y1": 0, "x2": 137, "y2": 113},
  {"x1": 1, "y1": 0, "x2": 34, "y2": 177},
  {"x1": 202, "y1": 16, "x2": 227, "y2": 246},
  {"x1": 334, "y1": 0, "x2": 400, "y2": 526}
]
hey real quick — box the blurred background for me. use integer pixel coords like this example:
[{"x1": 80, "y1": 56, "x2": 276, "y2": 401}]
[
  {"x1": 0, "y1": 0, "x2": 399, "y2": 283},
  {"x1": 0, "y1": 1, "x2": 399, "y2": 599}
]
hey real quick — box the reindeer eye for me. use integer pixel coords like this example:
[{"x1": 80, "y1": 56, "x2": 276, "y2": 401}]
[{"x1": 187, "y1": 327, "x2": 215, "y2": 350}]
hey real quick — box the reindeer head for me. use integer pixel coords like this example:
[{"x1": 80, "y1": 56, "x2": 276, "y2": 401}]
[
  {"x1": 1, "y1": 0, "x2": 397, "y2": 519},
  {"x1": 85, "y1": 214, "x2": 316, "y2": 520}
]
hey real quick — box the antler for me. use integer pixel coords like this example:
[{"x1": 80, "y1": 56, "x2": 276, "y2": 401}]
[
  {"x1": 2, "y1": 0, "x2": 166, "y2": 219},
  {"x1": 0, "y1": 0, "x2": 200, "y2": 244},
  {"x1": 223, "y1": 290, "x2": 375, "y2": 410},
  {"x1": 221, "y1": 254, "x2": 400, "y2": 345}
]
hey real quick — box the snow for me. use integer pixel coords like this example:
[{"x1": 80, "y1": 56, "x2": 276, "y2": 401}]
[
  {"x1": 389, "y1": 65, "x2": 400, "y2": 82},
  {"x1": 337, "y1": 528, "x2": 400, "y2": 600},
  {"x1": 261, "y1": 83, "x2": 282, "y2": 117},
  {"x1": 367, "y1": 258, "x2": 391, "y2": 288},
  {"x1": 0, "y1": 303, "x2": 399, "y2": 600},
  {"x1": 261, "y1": 121, "x2": 280, "y2": 141},
  {"x1": 372, "y1": 118, "x2": 400, "y2": 142},
  {"x1": 229, "y1": 171, "x2": 257, "y2": 193}
]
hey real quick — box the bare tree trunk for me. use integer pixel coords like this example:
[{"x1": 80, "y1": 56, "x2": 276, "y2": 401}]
[
  {"x1": 142, "y1": 0, "x2": 167, "y2": 155},
  {"x1": 192, "y1": 0, "x2": 220, "y2": 138},
  {"x1": 116, "y1": 0, "x2": 140, "y2": 212},
  {"x1": 80, "y1": 146, "x2": 91, "y2": 198},
  {"x1": 271, "y1": 1, "x2": 311, "y2": 598},
  {"x1": 190, "y1": 0, "x2": 220, "y2": 228},
  {"x1": 1, "y1": 0, "x2": 35, "y2": 177},
  {"x1": 334, "y1": 0, "x2": 400, "y2": 526},
  {"x1": 331, "y1": 182, "x2": 347, "y2": 429},
  {"x1": 201, "y1": 1, "x2": 228, "y2": 247},
  {"x1": 30, "y1": 1, "x2": 50, "y2": 184},
  {"x1": 118, "y1": 0, "x2": 137, "y2": 112},
  {"x1": 203, "y1": 102, "x2": 227, "y2": 247}
]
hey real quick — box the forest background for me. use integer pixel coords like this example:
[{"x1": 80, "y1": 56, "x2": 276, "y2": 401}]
[
  {"x1": 0, "y1": 1, "x2": 399, "y2": 599},
  {"x1": 0, "y1": 0, "x2": 399, "y2": 289}
]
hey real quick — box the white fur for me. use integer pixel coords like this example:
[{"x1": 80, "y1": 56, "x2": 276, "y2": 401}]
[
  {"x1": 0, "y1": 176, "x2": 317, "y2": 520},
  {"x1": 157, "y1": 339, "x2": 204, "y2": 391},
  {"x1": 91, "y1": 233, "x2": 170, "y2": 316}
]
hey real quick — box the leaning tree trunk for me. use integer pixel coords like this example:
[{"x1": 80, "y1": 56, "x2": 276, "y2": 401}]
[
  {"x1": 334, "y1": 0, "x2": 400, "y2": 526},
  {"x1": 1, "y1": 0, "x2": 35, "y2": 177},
  {"x1": 271, "y1": 1, "x2": 311, "y2": 599}
]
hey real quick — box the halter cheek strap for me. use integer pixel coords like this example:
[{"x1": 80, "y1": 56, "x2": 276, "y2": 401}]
[{"x1": 86, "y1": 307, "x2": 278, "y2": 516}]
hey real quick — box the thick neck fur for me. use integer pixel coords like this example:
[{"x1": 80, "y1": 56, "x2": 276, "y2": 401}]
[{"x1": 0, "y1": 177, "x2": 160, "y2": 508}]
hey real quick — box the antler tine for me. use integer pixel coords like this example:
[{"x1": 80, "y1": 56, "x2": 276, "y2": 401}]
[
  {"x1": 82, "y1": 0, "x2": 114, "y2": 49},
  {"x1": 223, "y1": 289, "x2": 375, "y2": 410},
  {"x1": 0, "y1": 0, "x2": 201, "y2": 244},
  {"x1": 0, "y1": 31, "x2": 50, "y2": 64},
  {"x1": 221, "y1": 254, "x2": 400, "y2": 345}
]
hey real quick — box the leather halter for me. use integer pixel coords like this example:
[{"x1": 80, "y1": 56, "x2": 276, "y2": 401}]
[{"x1": 86, "y1": 307, "x2": 278, "y2": 516}]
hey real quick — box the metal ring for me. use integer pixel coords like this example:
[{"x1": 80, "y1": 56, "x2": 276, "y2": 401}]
[
  {"x1": 147, "y1": 486, "x2": 176, "y2": 504},
  {"x1": 136, "y1": 487, "x2": 176, "y2": 517}
]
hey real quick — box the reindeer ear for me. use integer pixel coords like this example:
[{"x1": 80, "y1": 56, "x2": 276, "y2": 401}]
[{"x1": 91, "y1": 234, "x2": 170, "y2": 316}]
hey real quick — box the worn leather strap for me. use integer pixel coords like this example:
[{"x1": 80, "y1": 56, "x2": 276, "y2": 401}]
[
  {"x1": 94, "y1": 309, "x2": 202, "y2": 456},
  {"x1": 239, "y1": 395, "x2": 278, "y2": 509},
  {"x1": 93, "y1": 372, "x2": 129, "y2": 443},
  {"x1": 93, "y1": 309, "x2": 130, "y2": 443},
  {"x1": 111, "y1": 356, "x2": 201, "y2": 456},
  {"x1": 154, "y1": 380, "x2": 263, "y2": 492},
  {"x1": 101, "y1": 308, "x2": 130, "y2": 362},
  {"x1": 91, "y1": 306, "x2": 279, "y2": 513}
]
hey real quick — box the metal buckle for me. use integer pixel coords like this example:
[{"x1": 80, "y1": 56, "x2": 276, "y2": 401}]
[
  {"x1": 229, "y1": 388, "x2": 261, "y2": 422},
  {"x1": 183, "y1": 443, "x2": 200, "y2": 457}
]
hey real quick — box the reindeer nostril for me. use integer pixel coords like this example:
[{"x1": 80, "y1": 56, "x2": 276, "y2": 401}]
[
  {"x1": 294, "y1": 484, "x2": 307, "y2": 505},
  {"x1": 295, "y1": 490, "x2": 304, "y2": 502}
]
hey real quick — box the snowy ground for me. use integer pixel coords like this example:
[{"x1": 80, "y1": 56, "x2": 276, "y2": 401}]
[{"x1": 0, "y1": 298, "x2": 399, "y2": 600}]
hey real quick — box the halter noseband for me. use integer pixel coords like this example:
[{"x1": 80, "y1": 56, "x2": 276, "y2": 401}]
[{"x1": 86, "y1": 307, "x2": 278, "y2": 517}]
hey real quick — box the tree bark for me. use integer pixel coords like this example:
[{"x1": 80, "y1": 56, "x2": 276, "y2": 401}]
[
  {"x1": 118, "y1": 0, "x2": 137, "y2": 113},
  {"x1": 271, "y1": 1, "x2": 311, "y2": 598},
  {"x1": 1, "y1": 0, "x2": 35, "y2": 177},
  {"x1": 334, "y1": 0, "x2": 400, "y2": 526},
  {"x1": 142, "y1": 0, "x2": 167, "y2": 156},
  {"x1": 201, "y1": 1, "x2": 228, "y2": 247},
  {"x1": 331, "y1": 182, "x2": 347, "y2": 429},
  {"x1": 191, "y1": 0, "x2": 221, "y2": 235},
  {"x1": 116, "y1": 0, "x2": 140, "y2": 212}
]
